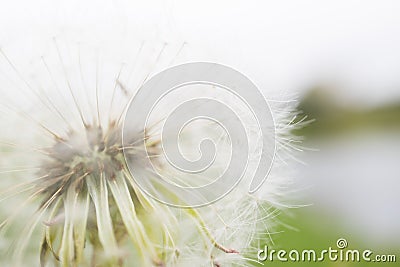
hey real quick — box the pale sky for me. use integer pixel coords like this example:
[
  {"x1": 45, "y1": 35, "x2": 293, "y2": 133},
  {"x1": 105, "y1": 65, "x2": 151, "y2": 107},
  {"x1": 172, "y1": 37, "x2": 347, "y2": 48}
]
[{"x1": 1, "y1": 0, "x2": 400, "y2": 105}]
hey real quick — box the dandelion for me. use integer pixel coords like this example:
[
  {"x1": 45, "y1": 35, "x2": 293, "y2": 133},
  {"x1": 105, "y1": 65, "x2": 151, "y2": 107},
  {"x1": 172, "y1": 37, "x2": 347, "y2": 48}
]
[{"x1": 0, "y1": 36, "x2": 308, "y2": 266}]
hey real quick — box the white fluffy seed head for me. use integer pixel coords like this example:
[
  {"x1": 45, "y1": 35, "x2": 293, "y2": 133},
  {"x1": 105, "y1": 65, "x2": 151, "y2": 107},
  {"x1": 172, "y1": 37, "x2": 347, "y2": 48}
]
[{"x1": 0, "y1": 35, "x2": 306, "y2": 266}]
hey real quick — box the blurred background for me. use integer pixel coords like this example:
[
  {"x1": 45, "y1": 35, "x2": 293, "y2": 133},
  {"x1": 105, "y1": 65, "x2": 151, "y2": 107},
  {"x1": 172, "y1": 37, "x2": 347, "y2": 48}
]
[{"x1": 1, "y1": 0, "x2": 399, "y2": 266}]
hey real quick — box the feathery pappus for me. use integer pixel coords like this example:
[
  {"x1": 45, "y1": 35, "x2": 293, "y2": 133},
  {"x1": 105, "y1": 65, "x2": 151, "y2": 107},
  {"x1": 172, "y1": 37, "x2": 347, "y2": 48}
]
[{"x1": 0, "y1": 36, "x2": 309, "y2": 267}]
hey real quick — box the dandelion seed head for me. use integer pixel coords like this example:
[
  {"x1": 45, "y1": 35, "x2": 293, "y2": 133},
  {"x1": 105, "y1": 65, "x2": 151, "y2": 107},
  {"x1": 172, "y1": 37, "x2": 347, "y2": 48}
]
[{"x1": 0, "y1": 34, "x2": 308, "y2": 267}]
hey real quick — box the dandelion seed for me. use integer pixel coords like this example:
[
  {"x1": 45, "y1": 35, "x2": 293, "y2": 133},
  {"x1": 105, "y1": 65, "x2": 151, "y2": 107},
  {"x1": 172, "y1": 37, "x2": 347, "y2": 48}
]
[{"x1": 0, "y1": 36, "x2": 307, "y2": 267}]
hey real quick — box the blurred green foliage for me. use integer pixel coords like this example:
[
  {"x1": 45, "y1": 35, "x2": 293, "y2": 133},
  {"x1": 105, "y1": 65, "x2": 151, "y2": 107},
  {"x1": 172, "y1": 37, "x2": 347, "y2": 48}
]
[{"x1": 294, "y1": 87, "x2": 400, "y2": 137}]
